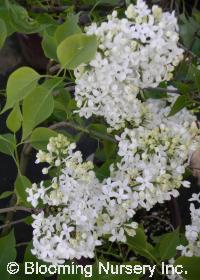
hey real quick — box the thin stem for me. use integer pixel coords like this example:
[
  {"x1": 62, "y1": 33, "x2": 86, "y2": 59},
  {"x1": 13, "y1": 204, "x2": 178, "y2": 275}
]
[
  {"x1": 0, "y1": 206, "x2": 34, "y2": 214},
  {"x1": 95, "y1": 249, "x2": 123, "y2": 260},
  {"x1": 20, "y1": 141, "x2": 33, "y2": 168},
  {"x1": 49, "y1": 64, "x2": 60, "y2": 74},
  {"x1": 170, "y1": 0, "x2": 174, "y2": 11},
  {"x1": 145, "y1": 87, "x2": 179, "y2": 94},
  {"x1": 170, "y1": 198, "x2": 182, "y2": 228},
  {"x1": 89, "y1": 0, "x2": 102, "y2": 16},
  {"x1": 192, "y1": 99, "x2": 200, "y2": 104},
  {"x1": 0, "y1": 218, "x2": 27, "y2": 230},
  {"x1": 182, "y1": 0, "x2": 186, "y2": 15},
  {"x1": 30, "y1": 3, "x2": 124, "y2": 14},
  {"x1": 56, "y1": 67, "x2": 64, "y2": 77},
  {"x1": 144, "y1": 215, "x2": 174, "y2": 231},
  {"x1": 31, "y1": 5, "x2": 68, "y2": 13},
  {"x1": 14, "y1": 133, "x2": 20, "y2": 174},
  {"x1": 41, "y1": 74, "x2": 54, "y2": 79},
  {"x1": 21, "y1": 121, "x2": 116, "y2": 161},
  {"x1": 1, "y1": 195, "x2": 17, "y2": 236},
  {"x1": 50, "y1": 121, "x2": 116, "y2": 143},
  {"x1": 16, "y1": 242, "x2": 29, "y2": 247},
  {"x1": 65, "y1": 85, "x2": 75, "y2": 92}
]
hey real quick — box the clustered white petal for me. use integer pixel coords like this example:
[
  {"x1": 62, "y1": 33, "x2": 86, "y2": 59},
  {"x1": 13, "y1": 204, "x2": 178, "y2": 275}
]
[
  {"x1": 177, "y1": 193, "x2": 200, "y2": 257},
  {"x1": 75, "y1": 0, "x2": 183, "y2": 130},
  {"x1": 27, "y1": 134, "x2": 139, "y2": 264},
  {"x1": 167, "y1": 193, "x2": 200, "y2": 280},
  {"x1": 106, "y1": 98, "x2": 199, "y2": 210},
  {"x1": 26, "y1": 0, "x2": 200, "y2": 265},
  {"x1": 27, "y1": 108, "x2": 199, "y2": 264}
]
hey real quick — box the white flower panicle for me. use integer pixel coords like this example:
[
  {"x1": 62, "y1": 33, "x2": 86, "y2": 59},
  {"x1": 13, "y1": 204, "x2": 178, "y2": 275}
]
[
  {"x1": 27, "y1": 134, "x2": 104, "y2": 263},
  {"x1": 27, "y1": 111, "x2": 199, "y2": 264},
  {"x1": 27, "y1": 134, "x2": 139, "y2": 264},
  {"x1": 26, "y1": 1, "x2": 199, "y2": 266},
  {"x1": 177, "y1": 193, "x2": 200, "y2": 257},
  {"x1": 74, "y1": 0, "x2": 184, "y2": 129},
  {"x1": 105, "y1": 98, "x2": 200, "y2": 210}
]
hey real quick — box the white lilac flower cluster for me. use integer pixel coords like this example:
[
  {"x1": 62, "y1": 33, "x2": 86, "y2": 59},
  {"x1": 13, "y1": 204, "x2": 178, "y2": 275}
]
[
  {"x1": 27, "y1": 106, "x2": 199, "y2": 264},
  {"x1": 74, "y1": 0, "x2": 184, "y2": 130},
  {"x1": 26, "y1": 0, "x2": 200, "y2": 266},
  {"x1": 167, "y1": 193, "x2": 200, "y2": 280},
  {"x1": 104, "y1": 98, "x2": 200, "y2": 210},
  {"x1": 27, "y1": 134, "x2": 138, "y2": 264},
  {"x1": 177, "y1": 193, "x2": 200, "y2": 257}
]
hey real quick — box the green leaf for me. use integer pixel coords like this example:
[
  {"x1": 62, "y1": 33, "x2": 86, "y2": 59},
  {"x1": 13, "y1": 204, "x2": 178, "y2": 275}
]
[
  {"x1": 103, "y1": 141, "x2": 117, "y2": 159},
  {"x1": 30, "y1": 127, "x2": 57, "y2": 150},
  {"x1": 42, "y1": 30, "x2": 58, "y2": 60},
  {"x1": 55, "y1": 14, "x2": 81, "y2": 45},
  {"x1": 179, "y1": 14, "x2": 200, "y2": 50},
  {"x1": 15, "y1": 175, "x2": 32, "y2": 207},
  {"x1": 158, "y1": 229, "x2": 180, "y2": 260},
  {"x1": 89, "y1": 123, "x2": 107, "y2": 135},
  {"x1": 0, "y1": 191, "x2": 13, "y2": 199},
  {"x1": 0, "y1": 18, "x2": 7, "y2": 48},
  {"x1": 126, "y1": 228, "x2": 156, "y2": 262},
  {"x1": 2, "y1": 67, "x2": 40, "y2": 113},
  {"x1": 168, "y1": 95, "x2": 190, "y2": 117},
  {"x1": 0, "y1": 230, "x2": 16, "y2": 280},
  {"x1": 144, "y1": 89, "x2": 168, "y2": 99},
  {"x1": 126, "y1": 227, "x2": 147, "y2": 250},
  {"x1": 22, "y1": 86, "x2": 54, "y2": 140},
  {"x1": 89, "y1": 123, "x2": 114, "y2": 143},
  {"x1": 190, "y1": 65, "x2": 200, "y2": 92},
  {"x1": 0, "y1": 6, "x2": 14, "y2": 36},
  {"x1": 8, "y1": 4, "x2": 40, "y2": 34},
  {"x1": 0, "y1": 133, "x2": 16, "y2": 156},
  {"x1": 174, "y1": 61, "x2": 190, "y2": 81},
  {"x1": 53, "y1": 89, "x2": 72, "y2": 119},
  {"x1": 193, "y1": 11, "x2": 200, "y2": 25},
  {"x1": 173, "y1": 81, "x2": 191, "y2": 95},
  {"x1": 57, "y1": 34, "x2": 97, "y2": 69},
  {"x1": 6, "y1": 103, "x2": 22, "y2": 133},
  {"x1": 36, "y1": 13, "x2": 58, "y2": 32},
  {"x1": 95, "y1": 159, "x2": 114, "y2": 181},
  {"x1": 22, "y1": 77, "x2": 62, "y2": 140},
  {"x1": 175, "y1": 256, "x2": 200, "y2": 280}
]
